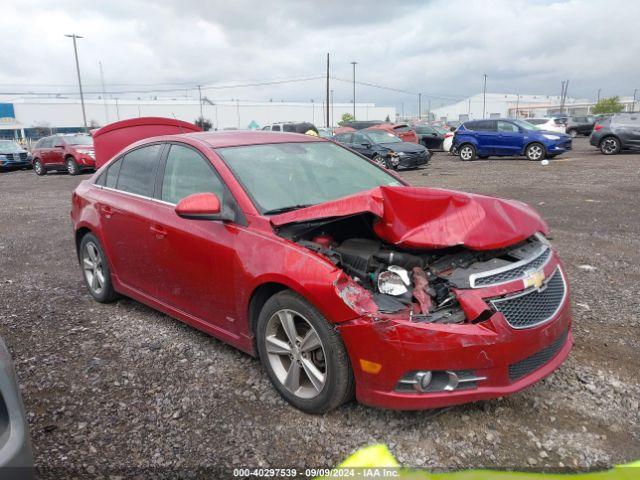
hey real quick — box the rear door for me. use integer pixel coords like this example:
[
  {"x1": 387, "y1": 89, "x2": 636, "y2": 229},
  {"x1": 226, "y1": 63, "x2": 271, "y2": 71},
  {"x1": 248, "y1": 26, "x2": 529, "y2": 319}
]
[
  {"x1": 417, "y1": 126, "x2": 441, "y2": 149},
  {"x1": 96, "y1": 143, "x2": 164, "y2": 296},
  {"x1": 620, "y1": 114, "x2": 640, "y2": 149},
  {"x1": 39, "y1": 137, "x2": 54, "y2": 165},
  {"x1": 49, "y1": 137, "x2": 66, "y2": 167},
  {"x1": 147, "y1": 143, "x2": 242, "y2": 330},
  {"x1": 471, "y1": 120, "x2": 498, "y2": 155},
  {"x1": 495, "y1": 120, "x2": 524, "y2": 156}
]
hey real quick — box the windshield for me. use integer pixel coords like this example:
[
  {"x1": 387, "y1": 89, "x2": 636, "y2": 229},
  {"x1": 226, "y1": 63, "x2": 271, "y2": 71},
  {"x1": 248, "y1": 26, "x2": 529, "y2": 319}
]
[
  {"x1": 365, "y1": 130, "x2": 402, "y2": 144},
  {"x1": 217, "y1": 141, "x2": 402, "y2": 214},
  {"x1": 526, "y1": 119, "x2": 547, "y2": 125},
  {"x1": 0, "y1": 140, "x2": 21, "y2": 150},
  {"x1": 64, "y1": 135, "x2": 93, "y2": 146}
]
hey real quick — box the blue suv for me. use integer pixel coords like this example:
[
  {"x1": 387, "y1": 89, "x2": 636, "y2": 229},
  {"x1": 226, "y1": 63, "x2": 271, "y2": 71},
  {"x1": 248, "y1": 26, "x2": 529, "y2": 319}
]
[{"x1": 453, "y1": 119, "x2": 572, "y2": 161}]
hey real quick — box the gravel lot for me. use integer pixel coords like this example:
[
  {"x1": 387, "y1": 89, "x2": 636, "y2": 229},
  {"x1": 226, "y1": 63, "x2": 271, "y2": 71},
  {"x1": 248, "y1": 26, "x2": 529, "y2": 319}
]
[{"x1": 1, "y1": 137, "x2": 639, "y2": 476}]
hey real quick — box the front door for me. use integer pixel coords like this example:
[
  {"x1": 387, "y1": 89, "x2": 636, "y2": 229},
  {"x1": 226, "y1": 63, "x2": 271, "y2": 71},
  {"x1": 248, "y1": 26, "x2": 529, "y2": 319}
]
[
  {"x1": 147, "y1": 143, "x2": 241, "y2": 329},
  {"x1": 495, "y1": 121, "x2": 524, "y2": 156}
]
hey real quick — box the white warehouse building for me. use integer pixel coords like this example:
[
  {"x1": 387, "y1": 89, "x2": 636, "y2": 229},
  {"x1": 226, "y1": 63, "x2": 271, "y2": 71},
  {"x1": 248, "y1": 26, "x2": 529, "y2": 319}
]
[
  {"x1": 430, "y1": 93, "x2": 638, "y2": 122},
  {"x1": 0, "y1": 97, "x2": 396, "y2": 139}
]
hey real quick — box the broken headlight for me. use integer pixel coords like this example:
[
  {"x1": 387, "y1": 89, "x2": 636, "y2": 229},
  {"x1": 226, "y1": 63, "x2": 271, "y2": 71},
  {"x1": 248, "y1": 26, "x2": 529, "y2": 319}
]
[{"x1": 377, "y1": 265, "x2": 411, "y2": 296}]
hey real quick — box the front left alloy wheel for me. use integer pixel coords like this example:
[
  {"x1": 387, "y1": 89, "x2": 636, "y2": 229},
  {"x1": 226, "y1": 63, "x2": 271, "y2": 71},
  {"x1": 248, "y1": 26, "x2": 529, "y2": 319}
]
[
  {"x1": 525, "y1": 142, "x2": 545, "y2": 161},
  {"x1": 80, "y1": 233, "x2": 117, "y2": 303},
  {"x1": 256, "y1": 290, "x2": 354, "y2": 414}
]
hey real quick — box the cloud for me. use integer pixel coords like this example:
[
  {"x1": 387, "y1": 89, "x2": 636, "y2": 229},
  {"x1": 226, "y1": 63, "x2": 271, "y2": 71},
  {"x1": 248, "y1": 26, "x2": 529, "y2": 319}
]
[{"x1": 1, "y1": 0, "x2": 638, "y2": 114}]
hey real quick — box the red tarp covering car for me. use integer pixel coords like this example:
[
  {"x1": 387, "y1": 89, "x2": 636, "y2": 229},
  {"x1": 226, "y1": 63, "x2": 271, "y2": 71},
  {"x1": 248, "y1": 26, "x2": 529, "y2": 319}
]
[
  {"x1": 91, "y1": 117, "x2": 201, "y2": 168},
  {"x1": 270, "y1": 185, "x2": 548, "y2": 251}
]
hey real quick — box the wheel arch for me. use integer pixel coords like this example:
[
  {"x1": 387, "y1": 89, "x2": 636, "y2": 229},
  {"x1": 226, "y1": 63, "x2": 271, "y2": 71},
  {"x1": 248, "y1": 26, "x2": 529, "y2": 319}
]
[
  {"x1": 248, "y1": 282, "x2": 290, "y2": 339},
  {"x1": 523, "y1": 140, "x2": 546, "y2": 156},
  {"x1": 599, "y1": 134, "x2": 621, "y2": 145},
  {"x1": 75, "y1": 226, "x2": 93, "y2": 259}
]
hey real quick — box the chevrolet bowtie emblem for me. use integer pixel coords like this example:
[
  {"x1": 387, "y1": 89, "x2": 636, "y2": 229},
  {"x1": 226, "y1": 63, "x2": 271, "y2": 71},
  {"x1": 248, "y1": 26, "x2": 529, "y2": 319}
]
[{"x1": 523, "y1": 270, "x2": 546, "y2": 290}]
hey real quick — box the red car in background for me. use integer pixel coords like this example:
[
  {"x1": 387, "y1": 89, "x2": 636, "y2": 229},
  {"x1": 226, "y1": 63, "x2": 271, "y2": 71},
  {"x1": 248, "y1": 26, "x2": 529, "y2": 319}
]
[
  {"x1": 31, "y1": 134, "x2": 95, "y2": 176},
  {"x1": 71, "y1": 123, "x2": 572, "y2": 414},
  {"x1": 365, "y1": 123, "x2": 419, "y2": 143}
]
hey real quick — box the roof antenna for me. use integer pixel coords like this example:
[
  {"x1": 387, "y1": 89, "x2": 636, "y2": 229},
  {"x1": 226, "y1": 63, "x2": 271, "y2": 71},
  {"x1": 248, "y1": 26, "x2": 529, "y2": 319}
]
[{"x1": 171, "y1": 112, "x2": 185, "y2": 134}]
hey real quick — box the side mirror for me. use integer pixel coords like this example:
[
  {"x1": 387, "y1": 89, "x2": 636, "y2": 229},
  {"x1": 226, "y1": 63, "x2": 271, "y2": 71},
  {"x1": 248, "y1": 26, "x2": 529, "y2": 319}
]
[
  {"x1": 362, "y1": 142, "x2": 372, "y2": 148},
  {"x1": 175, "y1": 192, "x2": 228, "y2": 221}
]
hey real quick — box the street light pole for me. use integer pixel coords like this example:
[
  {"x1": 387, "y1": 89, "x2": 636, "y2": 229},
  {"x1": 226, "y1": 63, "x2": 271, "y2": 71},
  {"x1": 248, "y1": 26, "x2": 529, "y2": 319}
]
[
  {"x1": 482, "y1": 73, "x2": 487, "y2": 119},
  {"x1": 65, "y1": 34, "x2": 88, "y2": 131},
  {"x1": 351, "y1": 61, "x2": 358, "y2": 120},
  {"x1": 632, "y1": 89, "x2": 637, "y2": 112},
  {"x1": 197, "y1": 85, "x2": 203, "y2": 121},
  {"x1": 418, "y1": 93, "x2": 422, "y2": 120}
]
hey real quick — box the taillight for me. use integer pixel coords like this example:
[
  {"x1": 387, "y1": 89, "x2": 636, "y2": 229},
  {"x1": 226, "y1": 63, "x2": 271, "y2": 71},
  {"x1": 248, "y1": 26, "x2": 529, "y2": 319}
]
[{"x1": 594, "y1": 124, "x2": 602, "y2": 131}]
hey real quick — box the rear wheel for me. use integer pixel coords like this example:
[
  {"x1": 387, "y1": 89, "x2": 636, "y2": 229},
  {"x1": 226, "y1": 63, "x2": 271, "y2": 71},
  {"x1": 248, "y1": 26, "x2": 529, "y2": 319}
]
[
  {"x1": 66, "y1": 157, "x2": 80, "y2": 175},
  {"x1": 33, "y1": 159, "x2": 46, "y2": 176},
  {"x1": 458, "y1": 144, "x2": 476, "y2": 161},
  {"x1": 525, "y1": 142, "x2": 545, "y2": 161},
  {"x1": 79, "y1": 233, "x2": 117, "y2": 303},
  {"x1": 256, "y1": 290, "x2": 354, "y2": 414},
  {"x1": 600, "y1": 137, "x2": 620, "y2": 155}
]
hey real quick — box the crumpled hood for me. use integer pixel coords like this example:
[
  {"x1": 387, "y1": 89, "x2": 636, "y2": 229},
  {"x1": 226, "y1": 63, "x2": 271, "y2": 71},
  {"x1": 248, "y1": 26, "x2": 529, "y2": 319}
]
[{"x1": 270, "y1": 186, "x2": 548, "y2": 250}]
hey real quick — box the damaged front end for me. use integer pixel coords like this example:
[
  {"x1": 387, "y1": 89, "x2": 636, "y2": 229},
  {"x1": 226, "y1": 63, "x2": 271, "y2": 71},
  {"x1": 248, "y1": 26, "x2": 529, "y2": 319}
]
[{"x1": 272, "y1": 186, "x2": 572, "y2": 409}]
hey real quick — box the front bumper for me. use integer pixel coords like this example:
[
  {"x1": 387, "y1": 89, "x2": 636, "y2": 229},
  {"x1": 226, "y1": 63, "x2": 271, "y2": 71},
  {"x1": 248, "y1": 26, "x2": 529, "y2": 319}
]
[
  {"x1": 338, "y1": 259, "x2": 572, "y2": 410},
  {"x1": 76, "y1": 155, "x2": 96, "y2": 169},
  {"x1": 393, "y1": 152, "x2": 430, "y2": 169},
  {"x1": 546, "y1": 138, "x2": 572, "y2": 154}
]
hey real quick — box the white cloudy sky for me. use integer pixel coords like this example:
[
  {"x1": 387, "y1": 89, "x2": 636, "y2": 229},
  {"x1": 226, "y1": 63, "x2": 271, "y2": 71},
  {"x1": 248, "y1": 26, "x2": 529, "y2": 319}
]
[{"x1": 1, "y1": 0, "x2": 639, "y2": 113}]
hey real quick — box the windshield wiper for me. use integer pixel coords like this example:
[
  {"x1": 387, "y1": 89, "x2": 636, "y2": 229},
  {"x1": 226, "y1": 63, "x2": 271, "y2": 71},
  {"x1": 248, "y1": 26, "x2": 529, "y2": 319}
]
[{"x1": 263, "y1": 204, "x2": 315, "y2": 215}]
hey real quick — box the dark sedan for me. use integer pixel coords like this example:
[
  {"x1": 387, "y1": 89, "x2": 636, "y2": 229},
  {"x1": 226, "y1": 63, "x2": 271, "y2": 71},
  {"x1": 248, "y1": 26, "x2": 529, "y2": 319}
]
[
  {"x1": 333, "y1": 129, "x2": 430, "y2": 169},
  {"x1": 414, "y1": 125, "x2": 447, "y2": 150}
]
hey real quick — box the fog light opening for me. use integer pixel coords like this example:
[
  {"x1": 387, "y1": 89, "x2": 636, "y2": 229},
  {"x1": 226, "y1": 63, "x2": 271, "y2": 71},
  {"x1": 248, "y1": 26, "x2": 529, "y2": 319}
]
[{"x1": 413, "y1": 371, "x2": 433, "y2": 392}]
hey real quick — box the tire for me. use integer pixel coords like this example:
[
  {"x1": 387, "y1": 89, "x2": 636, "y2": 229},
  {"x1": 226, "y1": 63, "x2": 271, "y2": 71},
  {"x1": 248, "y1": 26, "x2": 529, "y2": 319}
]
[
  {"x1": 79, "y1": 233, "x2": 118, "y2": 303},
  {"x1": 256, "y1": 290, "x2": 355, "y2": 414},
  {"x1": 600, "y1": 136, "x2": 620, "y2": 155},
  {"x1": 567, "y1": 129, "x2": 578, "y2": 138},
  {"x1": 458, "y1": 144, "x2": 476, "y2": 161},
  {"x1": 525, "y1": 142, "x2": 546, "y2": 161},
  {"x1": 66, "y1": 157, "x2": 80, "y2": 175},
  {"x1": 372, "y1": 154, "x2": 390, "y2": 169},
  {"x1": 33, "y1": 159, "x2": 46, "y2": 176}
]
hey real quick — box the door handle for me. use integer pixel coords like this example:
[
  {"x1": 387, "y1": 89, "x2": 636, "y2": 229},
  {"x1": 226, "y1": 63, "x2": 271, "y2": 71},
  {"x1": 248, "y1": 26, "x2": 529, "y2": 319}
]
[
  {"x1": 100, "y1": 205, "x2": 113, "y2": 219},
  {"x1": 150, "y1": 224, "x2": 168, "y2": 238}
]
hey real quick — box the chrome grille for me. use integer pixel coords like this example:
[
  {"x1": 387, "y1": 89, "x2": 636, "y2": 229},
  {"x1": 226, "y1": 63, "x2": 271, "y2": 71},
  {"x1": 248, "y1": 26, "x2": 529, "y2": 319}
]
[
  {"x1": 509, "y1": 328, "x2": 568, "y2": 381},
  {"x1": 490, "y1": 268, "x2": 566, "y2": 329},
  {"x1": 472, "y1": 246, "x2": 551, "y2": 287}
]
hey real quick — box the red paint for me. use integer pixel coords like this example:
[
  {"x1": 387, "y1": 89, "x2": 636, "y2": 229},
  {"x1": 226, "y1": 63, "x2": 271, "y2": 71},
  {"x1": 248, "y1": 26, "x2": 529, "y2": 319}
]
[
  {"x1": 72, "y1": 128, "x2": 571, "y2": 411},
  {"x1": 365, "y1": 124, "x2": 419, "y2": 143},
  {"x1": 91, "y1": 117, "x2": 201, "y2": 168},
  {"x1": 175, "y1": 193, "x2": 221, "y2": 217},
  {"x1": 271, "y1": 186, "x2": 549, "y2": 250}
]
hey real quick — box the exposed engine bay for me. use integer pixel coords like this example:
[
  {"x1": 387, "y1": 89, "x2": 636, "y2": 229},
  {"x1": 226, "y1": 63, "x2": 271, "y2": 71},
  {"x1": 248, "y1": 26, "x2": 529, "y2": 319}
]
[{"x1": 278, "y1": 213, "x2": 550, "y2": 324}]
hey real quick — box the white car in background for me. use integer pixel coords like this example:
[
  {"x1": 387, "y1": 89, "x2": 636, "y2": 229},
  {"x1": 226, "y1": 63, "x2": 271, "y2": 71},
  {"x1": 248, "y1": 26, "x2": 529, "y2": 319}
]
[
  {"x1": 524, "y1": 118, "x2": 566, "y2": 133},
  {"x1": 443, "y1": 129, "x2": 456, "y2": 153}
]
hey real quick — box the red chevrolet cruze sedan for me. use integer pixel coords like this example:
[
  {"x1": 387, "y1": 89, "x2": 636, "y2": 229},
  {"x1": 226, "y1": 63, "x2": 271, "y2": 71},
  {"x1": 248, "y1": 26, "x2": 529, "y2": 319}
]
[{"x1": 71, "y1": 129, "x2": 572, "y2": 413}]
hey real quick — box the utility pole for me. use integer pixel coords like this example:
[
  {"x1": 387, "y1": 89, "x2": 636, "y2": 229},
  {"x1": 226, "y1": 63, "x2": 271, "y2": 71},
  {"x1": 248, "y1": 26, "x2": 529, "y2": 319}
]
[
  {"x1": 330, "y1": 89, "x2": 334, "y2": 126},
  {"x1": 99, "y1": 61, "x2": 109, "y2": 123},
  {"x1": 515, "y1": 94, "x2": 520, "y2": 118},
  {"x1": 197, "y1": 85, "x2": 203, "y2": 121},
  {"x1": 468, "y1": 98, "x2": 471, "y2": 117},
  {"x1": 427, "y1": 99, "x2": 431, "y2": 122},
  {"x1": 65, "y1": 34, "x2": 88, "y2": 131},
  {"x1": 311, "y1": 99, "x2": 315, "y2": 124},
  {"x1": 482, "y1": 74, "x2": 487, "y2": 119},
  {"x1": 418, "y1": 93, "x2": 422, "y2": 120},
  {"x1": 326, "y1": 53, "x2": 330, "y2": 128},
  {"x1": 632, "y1": 89, "x2": 637, "y2": 112},
  {"x1": 597, "y1": 88, "x2": 601, "y2": 102},
  {"x1": 351, "y1": 61, "x2": 358, "y2": 120},
  {"x1": 115, "y1": 98, "x2": 120, "y2": 120}
]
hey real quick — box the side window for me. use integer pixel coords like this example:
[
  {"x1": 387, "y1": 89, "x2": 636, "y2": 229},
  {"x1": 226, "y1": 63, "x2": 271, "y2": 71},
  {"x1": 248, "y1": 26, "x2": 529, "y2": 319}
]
[
  {"x1": 105, "y1": 158, "x2": 123, "y2": 188},
  {"x1": 473, "y1": 120, "x2": 496, "y2": 132},
  {"x1": 338, "y1": 133, "x2": 353, "y2": 143},
  {"x1": 161, "y1": 144, "x2": 226, "y2": 204},
  {"x1": 116, "y1": 144, "x2": 162, "y2": 197},
  {"x1": 40, "y1": 138, "x2": 52, "y2": 148},
  {"x1": 497, "y1": 121, "x2": 519, "y2": 133},
  {"x1": 352, "y1": 132, "x2": 368, "y2": 145},
  {"x1": 271, "y1": 125, "x2": 281, "y2": 131},
  {"x1": 283, "y1": 124, "x2": 296, "y2": 132}
]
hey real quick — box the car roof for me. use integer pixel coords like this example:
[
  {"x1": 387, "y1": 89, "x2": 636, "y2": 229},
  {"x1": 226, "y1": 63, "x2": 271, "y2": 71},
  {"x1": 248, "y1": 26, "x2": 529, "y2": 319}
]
[{"x1": 179, "y1": 130, "x2": 326, "y2": 148}]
